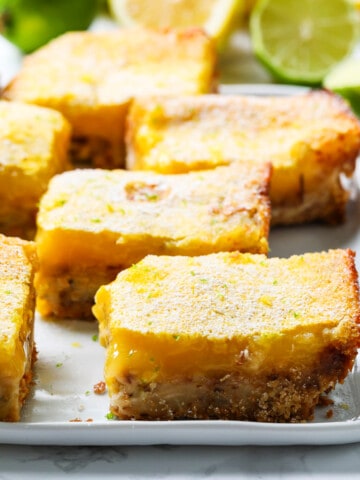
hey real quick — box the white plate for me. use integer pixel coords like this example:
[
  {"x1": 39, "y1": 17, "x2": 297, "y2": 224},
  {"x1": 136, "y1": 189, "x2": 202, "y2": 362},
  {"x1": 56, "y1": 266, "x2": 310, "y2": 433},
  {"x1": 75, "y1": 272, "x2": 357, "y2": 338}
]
[
  {"x1": 3, "y1": 297, "x2": 360, "y2": 447},
  {"x1": 2, "y1": 112, "x2": 360, "y2": 447},
  {"x1": 1, "y1": 37, "x2": 360, "y2": 444},
  {"x1": 219, "y1": 83, "x2": 310, "y2": 96}
]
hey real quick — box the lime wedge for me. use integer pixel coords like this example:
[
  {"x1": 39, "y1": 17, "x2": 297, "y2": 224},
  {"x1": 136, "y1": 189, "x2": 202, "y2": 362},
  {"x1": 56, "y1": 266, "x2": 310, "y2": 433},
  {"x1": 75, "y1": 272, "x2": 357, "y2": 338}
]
[
  {"x1": 324, "y1": 58, "x2": 360, "y2": 116},
  {"x1": 250, "y1": 0, "x2": 359, "y2": 85}
]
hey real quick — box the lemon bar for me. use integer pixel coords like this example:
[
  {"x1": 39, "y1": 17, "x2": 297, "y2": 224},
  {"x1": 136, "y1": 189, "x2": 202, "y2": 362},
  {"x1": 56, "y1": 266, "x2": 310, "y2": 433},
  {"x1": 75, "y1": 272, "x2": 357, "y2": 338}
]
[
  {"x1": 93, "y1": 249, "x2": 360, "y2": 422},
  {"x1": 35, "y1": 162, "x2": 271, "y2": 319},
  {"x1": 126, "y1": 90, "x2": 360, "y2": 225},
  {"x1": 0, "y1": 234, "x2": 38, "y2": 422},
  {"x1": 0, "y1": 100, "x2": 71, "y2": 239},
  {"x1": 3, "y1": 28, "x2": 217, "y2": 169}
]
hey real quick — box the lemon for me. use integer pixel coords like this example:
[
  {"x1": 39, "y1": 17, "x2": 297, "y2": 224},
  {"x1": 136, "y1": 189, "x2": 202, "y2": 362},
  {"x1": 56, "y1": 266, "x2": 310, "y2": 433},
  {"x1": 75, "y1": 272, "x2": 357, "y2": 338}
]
[
  {"x1": 107, "y1": 0, "x2": 245, "y2": 49},
  {"x1": 250, "y1": 0, "x2": 359, "y2": 85},
  {"x1": 348, "y1": 0, "x2": 360, "y2": 10},
  {"x1": 324, "y1": 58, "x2": 360, "y2": 116}
]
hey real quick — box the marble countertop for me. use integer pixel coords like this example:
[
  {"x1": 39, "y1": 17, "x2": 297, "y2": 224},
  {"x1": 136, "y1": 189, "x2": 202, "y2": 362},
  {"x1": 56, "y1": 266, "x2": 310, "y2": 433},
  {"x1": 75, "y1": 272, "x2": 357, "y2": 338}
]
[{"x1": 2, "y1": 443, "x2": 360, "y2": 478}]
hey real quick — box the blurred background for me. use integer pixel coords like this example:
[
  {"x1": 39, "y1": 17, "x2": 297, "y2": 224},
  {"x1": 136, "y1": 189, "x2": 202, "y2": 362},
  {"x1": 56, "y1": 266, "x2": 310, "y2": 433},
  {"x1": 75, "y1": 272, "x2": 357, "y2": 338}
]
[{"x1": 1, "y1": 0, "x2": 360, "y2": 113}]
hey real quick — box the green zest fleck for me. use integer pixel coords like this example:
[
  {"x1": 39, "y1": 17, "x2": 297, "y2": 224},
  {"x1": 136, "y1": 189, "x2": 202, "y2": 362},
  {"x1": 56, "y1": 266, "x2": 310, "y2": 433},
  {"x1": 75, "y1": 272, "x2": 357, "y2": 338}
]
[
  {"x1": 90, "y1": 218, "x2": 101, "y2": 223},
  {"x1": 190, "y1": 271, "x2": 196, "y2": 276},
  {"x1": 293, "y1": 311, "x2": 300, "y2": 318},
  {"x1": 3, "y1": 290, "x2": 11, "y2": 294},
  {"x1": 146, "y1": 193, "x2": 158, "y2": 201},
  {"x1": 85, "y1": 390, "x2": 91, "y2": 396},
  {"x1": 54, "y1": 199, "x2": 67, "y2": 207},
  {"x1": 106, "y1": 412, "x2": 116, "y2": 420},
  {"x1": 172, "y1": 334, "x2": 181, "y2": 341},
  {"x1": 92, "y1": 334, "x2": 98, "y2": 342},
  {"x1": 56, "y1": 362, "x2": 63, "y2": 368},
  {"x1": 200, "y1": 278, "x2": 208, "y2": 283},
  {"x1": 273, "y1": 279, "x2": 278, "y2": 285}
]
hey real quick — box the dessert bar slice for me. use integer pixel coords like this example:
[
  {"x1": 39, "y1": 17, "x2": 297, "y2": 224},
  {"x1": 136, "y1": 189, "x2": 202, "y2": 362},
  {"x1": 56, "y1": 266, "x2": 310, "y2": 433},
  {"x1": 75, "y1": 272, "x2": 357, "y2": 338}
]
[
  {"x1": 35, "y1": 163, "x2": 271, "y2": 319},
  {"x1": 93, "y1": 249, "x2": 360, "y2": 422},
  {"x1": 126, "y1": 90, "x2": 360, "y2": 225},
  {"x1": 0, "y1": 100, "x2": 71, "y2": 239},
  {"x1": 3, "y1": 28, "x2": 217, "y2": 169},
  {"x1": 0, "y1": 234, "x2": 38, "y2": 421}
]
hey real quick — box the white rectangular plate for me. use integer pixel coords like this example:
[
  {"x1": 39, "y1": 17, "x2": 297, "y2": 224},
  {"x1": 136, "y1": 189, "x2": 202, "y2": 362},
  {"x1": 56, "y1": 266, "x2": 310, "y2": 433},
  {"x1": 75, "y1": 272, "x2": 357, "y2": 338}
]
[{"x1": 1, "y1": 82, "x2": 360, "y2": 446}]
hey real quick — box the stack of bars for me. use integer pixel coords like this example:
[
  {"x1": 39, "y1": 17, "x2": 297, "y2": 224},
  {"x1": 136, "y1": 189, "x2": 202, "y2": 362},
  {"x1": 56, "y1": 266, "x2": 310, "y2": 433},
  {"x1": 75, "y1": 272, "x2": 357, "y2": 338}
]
[{"x1": 1, "y1": 26, "x2": 360, "y2": 423}]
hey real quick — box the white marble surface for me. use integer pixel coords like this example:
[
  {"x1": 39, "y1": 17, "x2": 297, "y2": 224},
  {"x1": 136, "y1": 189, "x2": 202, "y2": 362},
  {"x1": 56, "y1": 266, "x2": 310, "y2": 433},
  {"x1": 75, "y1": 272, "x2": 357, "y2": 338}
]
[{"x1": 2, "y1": 443, "x2": 360, "y2": 478}]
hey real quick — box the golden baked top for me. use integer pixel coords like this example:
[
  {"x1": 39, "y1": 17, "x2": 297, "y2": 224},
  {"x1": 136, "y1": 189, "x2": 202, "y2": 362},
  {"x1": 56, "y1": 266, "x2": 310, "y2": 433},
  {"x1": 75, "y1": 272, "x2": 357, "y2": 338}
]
[
  {"x1": 95, "y1": 249, "x2": 360, "y2": 340},
  {"x1": 36, "y1": 163, "x2": 271, "y2": 269},
  {"x1": 126, "y1": 90, "x2": 360, "y2": 173}
]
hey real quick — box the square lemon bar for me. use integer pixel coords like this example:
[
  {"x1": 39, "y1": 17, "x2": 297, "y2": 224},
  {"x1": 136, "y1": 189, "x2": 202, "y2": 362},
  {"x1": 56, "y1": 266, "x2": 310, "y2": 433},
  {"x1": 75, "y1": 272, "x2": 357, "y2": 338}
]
[
  {"x1": 35, "y1": 162, "x2": 271, "y2": 319},
  {"x1": 0, "y1": 100, "x2": 71, "y2": 239},
  {"x1": 0, "y1": 234, "x2": 38, "y2": 421},
  {"x1": 126, "y1": 91, "x2": 360, "y2": 225},
  {"x1": 93, "y1": 249, "x2": 360, "y2": 422},
  {"x1": 3, "y1": 28, "x2": 217, "y2": 169}
]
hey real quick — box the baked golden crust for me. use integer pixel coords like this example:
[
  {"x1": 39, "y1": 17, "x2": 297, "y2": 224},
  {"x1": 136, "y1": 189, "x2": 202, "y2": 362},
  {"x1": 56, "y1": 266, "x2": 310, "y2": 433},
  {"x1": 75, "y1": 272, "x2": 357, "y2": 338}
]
[
  {"x1": 35, "y1": 163, "x2": 271, "y2": 318},
  {"x1": 125, "y1": 90, "x2": 360, "y2": 225},
  {"x1": 3, "y1": 28, "x2": 217, "y2": 169},
  {"x1": 93, "y1": 249, "x2": 360, "y2": 422},
  {"x1": 0, "y1": 100, "x2": 71, "y2": 239},
  {"x1": 0, "y1": 234, "x2": 38, "y2": 421}
]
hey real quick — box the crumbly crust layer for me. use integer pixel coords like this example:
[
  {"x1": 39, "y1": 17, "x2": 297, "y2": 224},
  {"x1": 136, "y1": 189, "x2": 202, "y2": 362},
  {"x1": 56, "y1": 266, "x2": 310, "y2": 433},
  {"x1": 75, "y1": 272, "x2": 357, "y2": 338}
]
[
  {"x1": 109, "y1": 345, "x2": 356, "y2": 422},
  {"x1": 35, "y1": 265, "x2": 121, "y2": 319}
]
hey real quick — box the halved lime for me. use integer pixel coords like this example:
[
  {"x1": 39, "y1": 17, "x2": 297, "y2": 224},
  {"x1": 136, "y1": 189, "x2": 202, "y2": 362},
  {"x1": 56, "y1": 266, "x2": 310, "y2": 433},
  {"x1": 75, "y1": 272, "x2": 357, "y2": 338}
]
[
  {"x1": 324, "y1": 58, "x2": 360, "y2": 116},
  {"x1": 250, "y1": 0, "x2": 359, "y2": 85}
]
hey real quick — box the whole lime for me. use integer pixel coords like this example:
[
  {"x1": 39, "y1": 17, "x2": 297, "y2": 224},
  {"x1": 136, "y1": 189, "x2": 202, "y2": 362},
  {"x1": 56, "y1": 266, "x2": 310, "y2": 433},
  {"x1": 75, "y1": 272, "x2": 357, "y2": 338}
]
[{"x1": 0, "y1": 0, "x2": 99, "y2": 53}]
